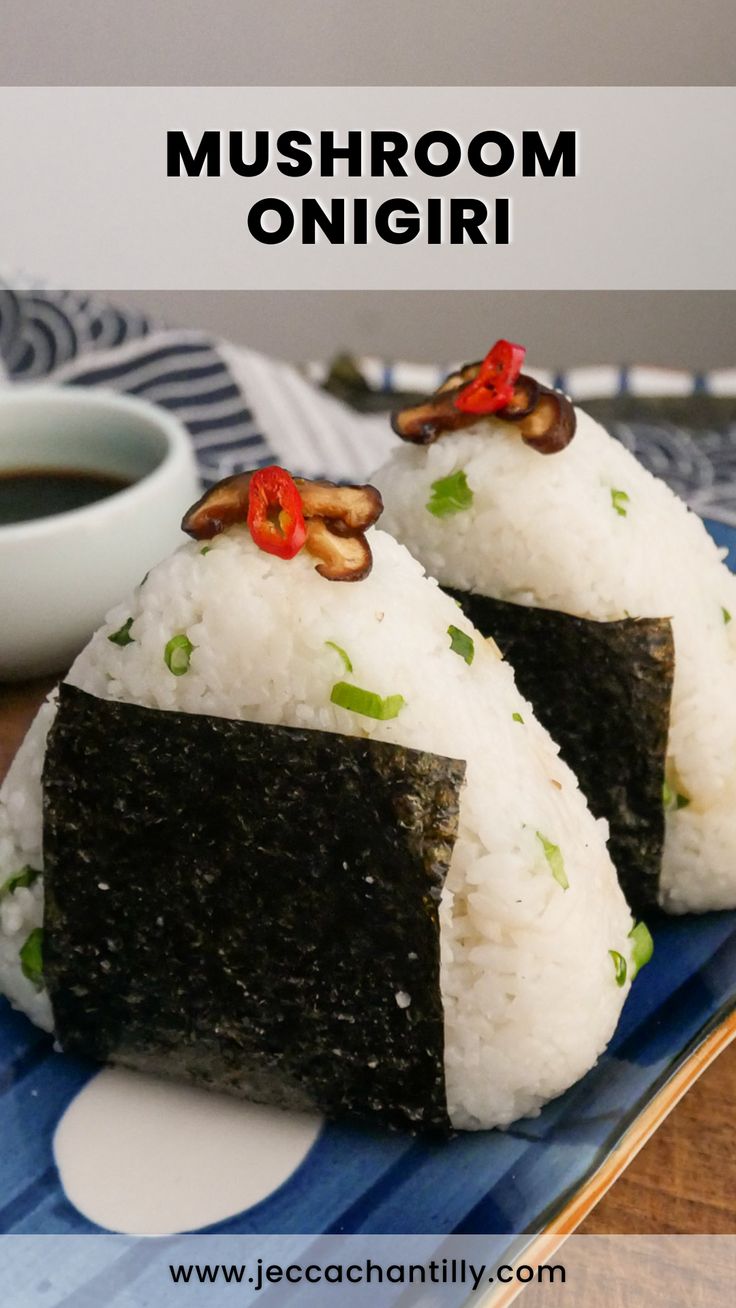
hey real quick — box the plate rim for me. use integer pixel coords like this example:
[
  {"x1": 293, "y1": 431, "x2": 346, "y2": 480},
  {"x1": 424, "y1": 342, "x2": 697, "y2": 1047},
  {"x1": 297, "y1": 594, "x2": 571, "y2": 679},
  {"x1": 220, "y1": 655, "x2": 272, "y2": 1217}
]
[{"x1": 474, "y1": 1004, "x2": 736, "y2": 1308}]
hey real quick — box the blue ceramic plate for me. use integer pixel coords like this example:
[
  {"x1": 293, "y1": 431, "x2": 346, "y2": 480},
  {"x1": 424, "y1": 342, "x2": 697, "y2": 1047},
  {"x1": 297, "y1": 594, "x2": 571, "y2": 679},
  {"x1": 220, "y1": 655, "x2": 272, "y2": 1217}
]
[{"x1": 1, "y1": 519, "x2": 735, "y2": 1243}]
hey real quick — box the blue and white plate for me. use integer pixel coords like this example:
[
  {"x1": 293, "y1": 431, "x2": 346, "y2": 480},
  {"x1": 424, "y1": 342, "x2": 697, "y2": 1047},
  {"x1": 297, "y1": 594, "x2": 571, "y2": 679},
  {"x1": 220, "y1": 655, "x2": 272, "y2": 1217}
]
[{"x1": 1, "y1": 899, "x2": 734, "y2": 1239}]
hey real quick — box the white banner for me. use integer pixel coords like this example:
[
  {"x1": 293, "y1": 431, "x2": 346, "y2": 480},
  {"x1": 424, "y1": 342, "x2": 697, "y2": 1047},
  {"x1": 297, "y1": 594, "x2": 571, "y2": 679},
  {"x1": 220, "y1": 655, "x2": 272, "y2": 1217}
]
[
  {"x1": 1, "y1": 1234, "x2": 735, "y2": 1306},
  {"x1": 0, "y1": 86, "x2": 733, "y2": 289}
]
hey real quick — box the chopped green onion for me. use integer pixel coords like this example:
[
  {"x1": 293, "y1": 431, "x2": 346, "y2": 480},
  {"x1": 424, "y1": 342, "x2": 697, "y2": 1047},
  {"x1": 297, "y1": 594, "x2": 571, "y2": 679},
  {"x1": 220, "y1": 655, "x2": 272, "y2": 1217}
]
[
  {"x1": 447, "y1": 625, "x2": 475, "y2": 665},
  {"x1": 164, "y1": 634, "x2": 195, "y2": 676},
  {"x1": 426, "y1": 469, "x2": 474, "y2": 518},
  {"x1": 609, "y1": 949, "x2": 628, "y2": 987},
  {"x1": 200, "y1": 545, "x2": 213, "y2": 556},
  {"x1": 20, "y1": 928, "x2": 44, "y2": 989},
  {"x1": 325, "y1": 641, "x2": 353, "y2": 673},
  {"x1": 108, "y1": 617, "x2": 135, "y2": 647},
  {"x1": 0, "y1": 866, "x2": 40, "y2": 900},
  {"x1": 662, "y1": 778, "x2": 690, "y2": 811},
  {"x1": 330, "y1": 681, "x2": 405, "y2": 721},
  {"x1": 628, "y1": 921, "x2": 654, "y2": 979},
  {"x1": 536, "y1": 832, "x2": 569, "y2": 890},
  {"x1": 512, "y1": 711, "x2": 524, "y2": 723},
  {"x1": 611, "y1": 488, "x2": 630, "y2": 517},
  {"x1": 722, "y1": 606, "x2": 732, "y2": 625}
]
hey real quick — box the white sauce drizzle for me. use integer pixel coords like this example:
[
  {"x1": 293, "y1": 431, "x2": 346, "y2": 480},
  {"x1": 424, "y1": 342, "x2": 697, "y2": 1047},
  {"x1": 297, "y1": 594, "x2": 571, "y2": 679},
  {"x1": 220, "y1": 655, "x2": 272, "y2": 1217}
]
[{"x1": 53, "y1": 1068, "x2": 323, "y2": 1234}]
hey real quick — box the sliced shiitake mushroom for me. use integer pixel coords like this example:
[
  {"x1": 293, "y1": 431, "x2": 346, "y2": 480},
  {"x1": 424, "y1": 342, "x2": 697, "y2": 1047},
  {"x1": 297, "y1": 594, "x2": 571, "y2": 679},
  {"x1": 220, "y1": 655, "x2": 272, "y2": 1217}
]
[
  {"x1": 391, "y1": 374, "x2": 542, "y2": 444},
  {"x1": 391, "y1": 368, "x2": 575, "y2": 453},
  {"x1": 435, "y1": 361, "x2": 481, "y2": 393},
  {"x1": 391, "y1": 393, "x2": 476, "y2": 444},
  {"x1": 502, "y1": 375, "x2": 540, "y2": 420},
  {"x1": 435, "y1": 373, "x2": 464, "y2": 396},
  {"x1": 516, "y1": 389, "x2": 576, "y2": 454},
  {"x1": 181, "y1": 472, "x2": 252, "y2": 539},
  {"x1": 305, "y1": 518, "x2": 374, "y2": 582},
  {"x1": 181, "y1": 471, "x2": 382, "y2": 582},
  {"x1": 295, "y1": 478, "x2": 382, "y2": 530}
]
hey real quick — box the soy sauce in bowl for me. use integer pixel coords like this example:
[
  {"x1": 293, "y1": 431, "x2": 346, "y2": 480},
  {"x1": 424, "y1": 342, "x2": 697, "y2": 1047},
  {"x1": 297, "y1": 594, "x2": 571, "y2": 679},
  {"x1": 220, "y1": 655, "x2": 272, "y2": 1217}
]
[{"x1": 0, "y1": 467, "x2": 133, "y2": 526}]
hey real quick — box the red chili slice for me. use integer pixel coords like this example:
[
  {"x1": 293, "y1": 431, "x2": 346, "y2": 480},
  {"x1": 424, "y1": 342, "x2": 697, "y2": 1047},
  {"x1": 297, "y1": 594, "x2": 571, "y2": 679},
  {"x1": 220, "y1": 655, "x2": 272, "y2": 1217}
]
[
  {"x1": 455, "y1": 340, "x2": 526, "y2": 415},
  {"x1": 247, "y1": 466, "x2": 307, "y2": 559}
]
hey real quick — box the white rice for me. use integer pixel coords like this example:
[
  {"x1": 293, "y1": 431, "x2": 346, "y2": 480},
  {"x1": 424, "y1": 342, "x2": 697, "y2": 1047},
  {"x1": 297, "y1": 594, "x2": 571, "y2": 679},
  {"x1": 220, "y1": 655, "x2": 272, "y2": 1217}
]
[
  {"x1": 376, "y1": 407, "x2": 736, "y2": 914},
  {"x1": 0, "y1": 526, "x2": 635, "y2": 1129},
  {"x1": 0, "y1": 698, "x2": 56, "y2": 1032}
]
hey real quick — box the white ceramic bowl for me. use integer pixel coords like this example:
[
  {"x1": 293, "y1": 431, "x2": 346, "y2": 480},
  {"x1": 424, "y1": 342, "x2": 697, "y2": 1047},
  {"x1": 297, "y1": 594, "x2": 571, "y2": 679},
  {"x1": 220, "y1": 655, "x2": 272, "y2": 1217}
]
[{"x1": 0, "y1": 387, "x2": 201, "y2": 679}]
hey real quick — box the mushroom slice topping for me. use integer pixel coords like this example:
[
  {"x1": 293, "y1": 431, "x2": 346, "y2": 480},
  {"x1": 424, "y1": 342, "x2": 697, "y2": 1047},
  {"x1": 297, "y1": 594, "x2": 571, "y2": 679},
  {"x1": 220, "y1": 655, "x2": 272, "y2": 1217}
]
[
  {"x1": 435, "y1": 361, "x2": 481, "y2": 394},
  {"x1": 295, "y1": 479, "x2": 383, "y2": 530},
  {"x1": 391, "y1": 393, "x2": 475, "y2": 444},
  {"x1": 392, "y1": 362, "x2": 575, "y2": 454},
  {"x1": 181, "y1": 470, "x2": 383, "y2": 582},
  {"x1": 516, "y1": 389, "x2": 576, "y2": 454},
  {"x1": 181, "y1": 472, "x2": 253, "y2": 539},
  {"x1": 502, "y1": 375, "x2": 540, "y2": 419},
  {"x1": 305, "y1": 518, "x2": 374, "y2": 582}
]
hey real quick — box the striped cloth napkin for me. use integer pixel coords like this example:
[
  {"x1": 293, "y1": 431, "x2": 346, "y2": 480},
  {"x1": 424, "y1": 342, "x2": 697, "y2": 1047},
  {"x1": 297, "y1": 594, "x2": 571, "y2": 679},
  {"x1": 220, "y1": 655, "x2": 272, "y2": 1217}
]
[{"x1": 0, "y1": 284, "x2": 394, "y2": 485}]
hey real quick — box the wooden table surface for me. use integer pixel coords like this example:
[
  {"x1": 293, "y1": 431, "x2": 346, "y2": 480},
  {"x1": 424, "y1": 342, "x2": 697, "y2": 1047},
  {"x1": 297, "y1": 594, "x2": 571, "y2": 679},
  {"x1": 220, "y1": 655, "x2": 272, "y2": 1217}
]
[{"x1": 1, "y1": 677, "x2": 734, "y2": 1236}]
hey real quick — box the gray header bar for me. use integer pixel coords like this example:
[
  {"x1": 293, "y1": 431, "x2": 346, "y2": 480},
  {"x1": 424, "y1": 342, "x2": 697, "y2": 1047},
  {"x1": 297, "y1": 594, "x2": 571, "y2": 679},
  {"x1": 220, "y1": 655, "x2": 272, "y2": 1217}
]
[{"x1": 1, "y1": 87, "x2": 733, "y2": 290}]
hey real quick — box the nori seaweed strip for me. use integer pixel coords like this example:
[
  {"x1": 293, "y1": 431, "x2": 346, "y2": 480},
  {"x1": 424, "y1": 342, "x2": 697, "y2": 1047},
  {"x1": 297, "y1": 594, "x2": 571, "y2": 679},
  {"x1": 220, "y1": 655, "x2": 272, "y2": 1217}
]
[
  {"x1": 446, "y1": 590, "x2": 674, "y2": 913},
  {"x1": 43, "y1": 685, "x2": 465, "y2": 1132}
]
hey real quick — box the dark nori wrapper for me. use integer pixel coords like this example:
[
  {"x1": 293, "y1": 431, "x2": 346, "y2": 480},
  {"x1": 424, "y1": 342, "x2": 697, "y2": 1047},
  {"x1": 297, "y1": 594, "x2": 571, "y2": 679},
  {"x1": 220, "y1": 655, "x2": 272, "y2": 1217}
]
[
  {"x1": 43, "y1": 685, "x2": 465, "y2": 1132},
  {"x1": 446, "y1": 591, "x2": 674, "y2": 913}
]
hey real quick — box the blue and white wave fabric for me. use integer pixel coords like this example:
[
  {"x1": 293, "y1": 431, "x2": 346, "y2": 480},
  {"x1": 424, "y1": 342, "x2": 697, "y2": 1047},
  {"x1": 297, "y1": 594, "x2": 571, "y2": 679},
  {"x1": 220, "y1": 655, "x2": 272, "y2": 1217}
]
[
  {"x1": 0, "y1": 284, "x2": 276, "y2": 486},
  {"x1": 2, "y1": 283, "x2": 736, "y2": 520},
  {"x1": 0, "y1": 281, "x2": 400, "y2": 486}
]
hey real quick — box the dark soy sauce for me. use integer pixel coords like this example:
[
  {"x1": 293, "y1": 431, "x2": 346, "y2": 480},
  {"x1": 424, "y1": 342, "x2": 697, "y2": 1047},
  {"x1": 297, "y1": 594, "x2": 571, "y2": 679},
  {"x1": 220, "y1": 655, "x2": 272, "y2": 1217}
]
[{"x1": 0, "y1": 468, "x2": 133, "y2": 526}]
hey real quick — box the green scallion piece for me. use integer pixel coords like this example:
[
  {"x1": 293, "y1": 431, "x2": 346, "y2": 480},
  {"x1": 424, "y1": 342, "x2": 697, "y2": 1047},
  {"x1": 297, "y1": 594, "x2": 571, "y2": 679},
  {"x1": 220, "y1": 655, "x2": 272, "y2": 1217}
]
[
  {"x1": 325, "y1": 641, "x2": 353, "y2": 673},
  {"x1": 536, "y1": 832, "x2": 569, "y2": 890},
  {"x1": 108, "y1": 617, "x2": 135, "y2": 647},
  {"x1": 628, "y1": 921, "x2": 654, "y2": 979},
  {"x1": 0, "y1": 866, "x2": 40, "y2": 900},
  {"x1": 722, "y1": 606, "x2": 732, "y2": 625},
  {"x1": 330, "y1": 681, "x2": 405, "y2": 721},
  {"x1": 512, "y1": 711, "x2": 524, "y2": 723},
  {"x1": 20, "y1": 928, "x2": 44, "y2": 989},
  {"x1": 426, "y1": 469, "x2": 474, "y2": 518},
  {"x1": 201, "y1": 545, "x2": 213, "y2": 556},
  {"x1": 611, "y1": 488, "x2": 630, "y2": 517},
  {"x1": 662, "y1": 778, "x2": 690, "y2": 811},
  {"x1": 447, "y1": 625, "x2": 474, "y2": 665},
  {"x1": 609, "y1": 949, "x2": 627, "y2": 986},
  {"x1": 164, "y1": 634, "x2": 195, "y2": 676}
]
